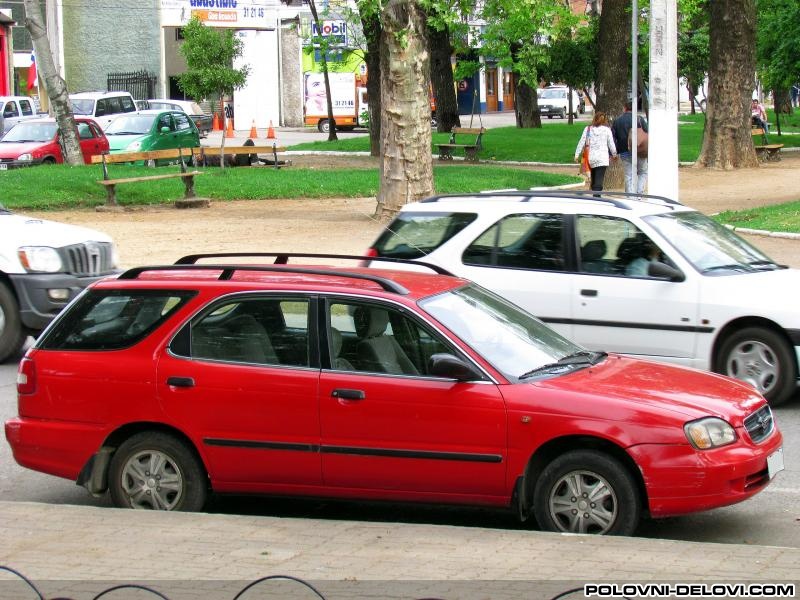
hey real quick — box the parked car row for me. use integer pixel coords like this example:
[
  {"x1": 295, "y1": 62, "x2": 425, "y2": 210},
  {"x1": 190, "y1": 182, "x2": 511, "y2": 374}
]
[{"x1": 0, "y1": 107, "x2": 201, "y2": 169}]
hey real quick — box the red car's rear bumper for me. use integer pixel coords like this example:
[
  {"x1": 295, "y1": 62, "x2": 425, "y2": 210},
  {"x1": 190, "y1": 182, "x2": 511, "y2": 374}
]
[{"x1": 630, "y1": 429, "x2": 784, "y2": 517}]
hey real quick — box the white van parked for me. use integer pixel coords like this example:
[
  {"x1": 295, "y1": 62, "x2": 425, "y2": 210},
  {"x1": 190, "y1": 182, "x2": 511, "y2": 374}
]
[
  {"x1": 69, "y1": 91, "x2": 137, "y2": 130},
  {"x1": 537, "y1": 86, "x2": 585, "y2": 119}
]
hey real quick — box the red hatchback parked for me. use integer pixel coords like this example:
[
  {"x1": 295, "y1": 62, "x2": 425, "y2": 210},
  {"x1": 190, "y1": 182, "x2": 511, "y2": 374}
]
[
  {"x1": 4, "y1": 254, "x2": 784, "y2": 535},
  {"x1": 0, "y1": 117, "x2": 108, "y2": 168}
]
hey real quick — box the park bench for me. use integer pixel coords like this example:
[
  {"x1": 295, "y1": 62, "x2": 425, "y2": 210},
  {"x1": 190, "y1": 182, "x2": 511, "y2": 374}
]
[
  {"x1": 191, "y1": 143, "x2": 289, "y2": 169},
  {"x1": 436, "y1": 127, "x2": 485, "y2": 162},
  {"x1": 91, "y1": 148, "x2": 204, "y2": 206},
  {"x1": 751, "y1": 127, "x2": 783, "y2": 162}
]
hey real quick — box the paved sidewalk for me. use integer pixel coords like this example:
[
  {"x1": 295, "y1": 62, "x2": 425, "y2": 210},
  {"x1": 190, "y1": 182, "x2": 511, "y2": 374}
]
[{"x1": 0, "y1": 502, "x2": 797, "y2": 599}]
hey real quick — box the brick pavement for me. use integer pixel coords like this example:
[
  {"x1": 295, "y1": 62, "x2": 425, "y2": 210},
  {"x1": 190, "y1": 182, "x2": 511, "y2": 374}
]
[{"x1": 0, "y1": 501, "x2": 797, "y2": 599}]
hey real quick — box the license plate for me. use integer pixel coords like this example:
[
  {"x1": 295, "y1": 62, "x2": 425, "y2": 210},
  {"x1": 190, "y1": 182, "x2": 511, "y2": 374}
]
[
  {"x1": 0, "y1": 164, "x2": 7, "y2": 170},
  {"x1": 767, "y1": 447, "x2": 785, "y2": 479}
]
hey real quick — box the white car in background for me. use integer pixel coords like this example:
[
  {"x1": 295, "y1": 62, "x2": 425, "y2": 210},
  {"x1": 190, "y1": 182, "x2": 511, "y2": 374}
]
[{"x1": 365, "y1": 190, "x2": 800, "y2": 407}]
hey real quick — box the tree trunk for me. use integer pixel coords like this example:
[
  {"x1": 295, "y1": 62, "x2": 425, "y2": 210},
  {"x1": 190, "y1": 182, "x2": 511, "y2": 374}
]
[
  {"x1": 427, "y1": 23, "x2": 460, "y2": 133},
  {"x1": 515, "y1": 80, "x2": 541, "y2": 128},
  {"x1": 309, "y1": 0, "x2": 338, "y2": 141},
  {"x1": 595, "y1": 0, "x2": 629, "y2": 120},
  {"x1": 375, "y1": 0, "x2": 433, "y2": 222},
  {"x1": 24, "y1": 0, "x2": 83, "y2": 165},
  {"x1": 695, "y1": 0, "x2": 758, "y2": 169},
  {"x1": 361, "y1": 12, "x2": 382, "y2": 156}
]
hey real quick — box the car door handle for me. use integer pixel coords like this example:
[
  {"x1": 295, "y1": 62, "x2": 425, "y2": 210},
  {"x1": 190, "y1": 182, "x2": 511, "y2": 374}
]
[
  {"x1": 331, "y1": 388, "x2": 365, "y2": 400},
  {"x1": 167, "y1": 376, "x2": 195, "y2": 388},
  {"x1": 580, "y1": 289, "x2": 598, "y2": 297}
]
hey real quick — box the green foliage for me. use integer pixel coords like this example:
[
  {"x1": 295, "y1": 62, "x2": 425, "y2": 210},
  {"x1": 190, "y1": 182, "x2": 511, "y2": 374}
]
[
  {"x1": 715, "y1": 201, "x2": 800, "y2": 234},
  {"x1": 539, "y1": 25, "x2": 597, "y2": 90},
  {"x1": 0, "y1": 164, "x2": 576, "y2": 209},
  {"x1": 677, "y1": 0, "x2": 710, "y2": 93},
  {"x1": 178, "y1": 17, "x2": 249, "y2": 102},
  {"x1": 756, "y1": 0, "x2": 800, "y2": 91},
  {"x1": 478, "y1": 0, "x2": 575, "y2": 88}
]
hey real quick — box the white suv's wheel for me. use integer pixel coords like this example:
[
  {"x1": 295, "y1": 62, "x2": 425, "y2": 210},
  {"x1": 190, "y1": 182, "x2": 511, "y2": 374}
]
[{"x1": 0, "y1": 284, "x2": 27, "y2": 363}]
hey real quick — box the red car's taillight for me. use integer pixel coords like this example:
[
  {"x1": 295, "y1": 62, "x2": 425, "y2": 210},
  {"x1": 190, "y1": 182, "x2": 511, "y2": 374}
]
[
  {"x1": 17, "y1": 357, "x2": 37, "y2": 395},
  {"x1": 358, "y1": 247, "x2": 378, "y2": 267}
]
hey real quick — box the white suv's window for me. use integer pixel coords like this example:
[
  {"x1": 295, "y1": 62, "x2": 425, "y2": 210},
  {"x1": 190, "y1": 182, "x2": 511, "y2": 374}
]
[
  {"x1": 463, "y1": 213, "x2": 566, "y2": 272},
  {"x1": 576, "y1": 215, "x2": 660, "y2": 276},
  {"x1": 372, "y1": 212, "x2": 477, "y2": 259}
]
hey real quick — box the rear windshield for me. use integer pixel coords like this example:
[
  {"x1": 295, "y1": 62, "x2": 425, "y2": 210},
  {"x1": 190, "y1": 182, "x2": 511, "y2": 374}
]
[
  {"x1": 39, "y1": 289, "x2": 196, "y2": 351},
  {"x1": 372, "y1": 212, "x2": 477, "y2": 259}
]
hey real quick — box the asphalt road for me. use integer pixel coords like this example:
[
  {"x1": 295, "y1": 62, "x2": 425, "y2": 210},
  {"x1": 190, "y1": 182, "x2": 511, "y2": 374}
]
[{"x1": 1, "y1": 357, "x2": 798, "y2": 546}]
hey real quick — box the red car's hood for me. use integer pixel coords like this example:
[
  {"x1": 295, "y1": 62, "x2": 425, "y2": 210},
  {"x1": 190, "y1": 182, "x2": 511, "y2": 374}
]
[
  {"x1": 0, "y1": 141, "x2": 48, "y2": 158},
  {"x1": 537, "y1": 354, "x2": 765, "y2": 426}
]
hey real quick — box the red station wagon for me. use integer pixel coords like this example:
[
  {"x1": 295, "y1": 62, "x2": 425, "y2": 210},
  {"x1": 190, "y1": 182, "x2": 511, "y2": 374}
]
[
  {"x1": 4, "y1": 254, "x2": 784, "y2": 535},
  {"x1": 0, "y1": 117, "x2": 109, "y2": 168}
]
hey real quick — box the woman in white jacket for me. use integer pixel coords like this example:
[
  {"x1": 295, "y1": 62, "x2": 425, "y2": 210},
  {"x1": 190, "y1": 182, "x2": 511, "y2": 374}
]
[{"x1": 574, "y1": 112, "x2": 617, "y2": 192}]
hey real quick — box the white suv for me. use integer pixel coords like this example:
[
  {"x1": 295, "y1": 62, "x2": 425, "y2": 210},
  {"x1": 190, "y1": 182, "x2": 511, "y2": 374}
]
[
  {"x1": 69, "y1": 91, "x2": 137, "y2": 130},
  {"x1": 366, "y1": 191, "x2": 800, "y2": 406},
  {"x1": 538, "y1": 86, "x2": 584, "y2": 119}
]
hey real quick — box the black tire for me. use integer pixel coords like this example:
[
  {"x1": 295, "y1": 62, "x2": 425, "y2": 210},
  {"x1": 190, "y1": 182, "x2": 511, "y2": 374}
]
[
  {"x1": 41, "y1": 157, "x2": 56, "y2": 165},
  {"x1": 318, "y1": 119, "x2": 331, "y2": 133},
  {"x1": 547, "y1": 115, "x2": 553, "y2": 119},
  {"x1": 0, "y1": 284, "x2": 27, "y2": 363},
  {"x1": 430, "y1": 116, "x2": 439, "y2": 129},
  {"x1": 533, "y1": 450, "x2": 640, "y2": 536},
  {"x1": 559, "y1": 108, "x2": 566, "y2": 119},
  {"x1": 109, "y1": 432, "x2": 208, "y2": 511},
  {"x1": 716, "y1": 326, "x2": 796, "y2": 406}
]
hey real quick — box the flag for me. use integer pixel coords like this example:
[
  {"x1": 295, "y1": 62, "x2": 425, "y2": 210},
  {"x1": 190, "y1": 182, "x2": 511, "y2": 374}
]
[{"x1": 27, "y1": 53, "x2": 37, "y2": 91}]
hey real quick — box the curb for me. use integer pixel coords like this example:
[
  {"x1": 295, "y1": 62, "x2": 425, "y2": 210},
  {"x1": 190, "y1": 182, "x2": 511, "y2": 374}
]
[{"x1": 723, "y1": 224, "x2": 800, "y2": 240}]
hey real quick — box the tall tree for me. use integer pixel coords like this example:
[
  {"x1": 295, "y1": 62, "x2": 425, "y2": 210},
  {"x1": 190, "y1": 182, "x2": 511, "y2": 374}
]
[
  {"x1": 357, "y1": 0, "x2": 382, "y2": 156},
  {"x1": 594, "y1": 0, "x2": 629, "y2": 119},
  {"x1": 695, "y1": 0, "x2": 758, "y2": 169},
  {"x1": 23, "y1": 0, "x2": 83, "y2": 165},
  {"x1": 179, "y1": 17, "x2": 249, "y2": 168},
  {"x1": 427, "y1": 22, "x2": 460, "y2": 132},
  {"x1": 756, "y1": 0, "x2": 800, "y2": 120},
  {"x1": 308, "y1": 0, "x2": 339, "y2": 141},
  {"x1": 479, "y1": 0, "x2": 573, "y2": 128},
  {"x1": 677, "y1": 0, "x2": 710, "y2": 115},
  {"x1": 374, "y1": 0, "x2": 433, "y2": 221}
]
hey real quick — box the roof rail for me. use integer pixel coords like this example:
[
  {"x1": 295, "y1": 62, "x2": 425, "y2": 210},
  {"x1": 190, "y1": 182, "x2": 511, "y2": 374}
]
[
  {"x1": 175, "y1": 252, "x2": 456, "y2": 276},
  {"x1": 420, "y1": 190, "x2": 683, "y2": 210},
  {"x1": 118, "y1": 264, "x2": 412, "y2": 295}
]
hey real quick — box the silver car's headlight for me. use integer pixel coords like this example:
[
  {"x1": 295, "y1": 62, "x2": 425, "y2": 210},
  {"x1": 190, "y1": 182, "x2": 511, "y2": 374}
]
[
  {"x1": 18, "y1": 246, "x2": 64, "y2": 273},
  {"x1": 684, "y1": 417, "x2": 737, "y2": 450}
]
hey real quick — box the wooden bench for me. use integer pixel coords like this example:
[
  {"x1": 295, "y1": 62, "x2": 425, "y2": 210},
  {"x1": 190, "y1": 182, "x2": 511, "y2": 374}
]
[
  {"x1": 436, "y1": 127, "x2": 485, "y2": 162},
  {"x1": 191, "y1": 143, "x2": 289, "y2": 169},
  {"x1": 752, "y1": 128, "x2": 783, "y2": 162},
  {"x1": 91, "y1": 148, "x2": 204, "y2": 206}
]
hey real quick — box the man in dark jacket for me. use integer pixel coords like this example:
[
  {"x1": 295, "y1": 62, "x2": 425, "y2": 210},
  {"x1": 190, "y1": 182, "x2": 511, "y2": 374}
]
[{"x1": 611, "y1": 100, "x2": 648, "y2": 194}]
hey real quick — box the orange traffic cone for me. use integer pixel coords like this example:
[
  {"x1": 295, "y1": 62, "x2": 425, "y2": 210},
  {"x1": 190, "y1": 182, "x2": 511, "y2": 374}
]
[
  {"x1": 212, "y1": 112, "x2": 221, "y2": 131},
  {"x1": 249, "y1": 119, "x2": 258, "y2": 138},
  {"x1": 266, "y1": 120, "x2": 275, "y2": 139},
  {"x1": 225, "y1": 117, "x2": 234, "y2": 138}
]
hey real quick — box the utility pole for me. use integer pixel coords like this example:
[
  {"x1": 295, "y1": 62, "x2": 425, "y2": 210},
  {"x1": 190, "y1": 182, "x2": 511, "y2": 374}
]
[
  {"x1": 23, "y1": 0, "x2": 83, "y2": 164},
  {"x1": 647, "y1": 0, "x2": 679, "y2": 201}
]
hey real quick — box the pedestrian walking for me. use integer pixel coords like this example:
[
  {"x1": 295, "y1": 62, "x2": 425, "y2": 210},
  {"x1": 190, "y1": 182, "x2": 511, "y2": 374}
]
[
  {"x1": 574, "y1": 112, "x2": 617, "y2": 193},
  {"x1": 611, "y1": 99, "x2": 648, "y2": 195}
]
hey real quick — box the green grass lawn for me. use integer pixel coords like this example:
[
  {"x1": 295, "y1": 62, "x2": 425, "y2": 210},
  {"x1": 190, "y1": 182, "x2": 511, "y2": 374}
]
[
  {"x1": 714, "y1": 201, "x2": 800, "y2": 234},
  {"x1": 0, "y1": 163, "x2": 577, "y2": 210},
  {"x1": 289, "y1": 113, "x2": 800, "y2": 163}
]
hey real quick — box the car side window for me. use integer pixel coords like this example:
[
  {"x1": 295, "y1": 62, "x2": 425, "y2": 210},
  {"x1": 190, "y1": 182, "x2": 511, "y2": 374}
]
[
  {"x1": 4, "y1": 101, "x2": 18, "y2": 117},
  {"x1": 576, "y1": 214, "x2": 670, "y2": 278},
  {"x1": 120, "y1": 96, "x2": 136, "y2": 112},
  {"x1": 181, "y1": 297, "x2": 310, "y2": 367},
  {"x1": 95, "y1": 99, "x2": 107, "y2": 116},
  {"x1": 77, "y1": 122, "x2": 94, "y2": 139},
  {"x1": 19, "y1": 100, "x2": 33, "y2": 116},
  {"x1": 158, "y1": 114, "x2": 174, "y2": 131},
  {"x1": 174, "y1": 113, "x2": 192, "y2": 131},
  {"x1": 326, "y1": 301, "x2": 451, "y2": 376},
  {"x1": 463, "y1": 213, "x2": 566, "y2": 272}
]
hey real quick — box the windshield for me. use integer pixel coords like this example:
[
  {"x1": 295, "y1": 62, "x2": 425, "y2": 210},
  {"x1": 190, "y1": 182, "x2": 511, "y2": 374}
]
[
  {"x1": 539, "y1": 89, "x2": 566, "y2": 99},
  {"x1": 1, "y1": 122, "x2": 57, "y2": 143},
  {"x1": 421, "y1": 285, "x2": 590, "y2": 380},
  {"x1": 71, "y1": 99, "x2": 94, "y2": 115},
  {"x1": 644, "y1": 211, "x2": 780, "y2": 274},
  {"x1": 105, "y1": 115, "x2": 154, "y2": 135}
]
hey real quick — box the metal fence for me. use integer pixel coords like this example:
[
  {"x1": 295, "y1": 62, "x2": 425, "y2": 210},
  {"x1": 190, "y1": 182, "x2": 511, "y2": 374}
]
[{"x1": 107, "y1": 70, "x2": 157, "y2": 100}]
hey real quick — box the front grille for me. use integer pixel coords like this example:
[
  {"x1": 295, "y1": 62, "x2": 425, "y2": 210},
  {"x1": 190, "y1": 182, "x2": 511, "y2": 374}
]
[
  {"x1": 743, "y1": 405, "x2": 774, "y2": 444},
  {"x1": 62, "y1": 242, "x2": 115, "y2": 276}
]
